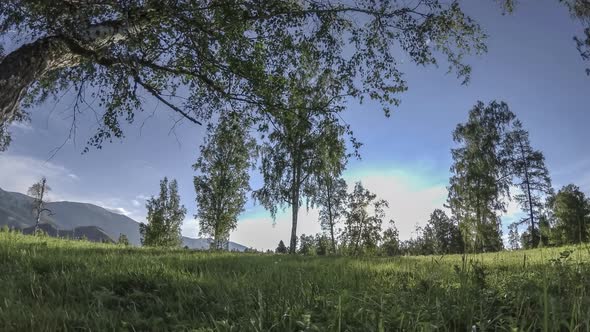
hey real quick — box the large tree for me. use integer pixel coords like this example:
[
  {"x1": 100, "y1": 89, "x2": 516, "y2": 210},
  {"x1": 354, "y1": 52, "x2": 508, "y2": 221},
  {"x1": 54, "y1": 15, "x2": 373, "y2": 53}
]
[
  {"x1": 27, "y1": 176, "x2": 51, "y2": 234},
  {"x1": 0, "y1": 0, "x2": 486, "y2": 151},
  {"x1": 341, "y1": 182, "x2": 388, "y2": 255},
  {"x1": 506, "y1": 120, "x2": 552, "y2": 248},
  {"x1": 253, "y1": 61, "x2": 353, "y2": 254},
  {"x1": 193, "y1": 112, "x2": 255, "y2": 250},
  {"x1": 447, "y1": 101, "x2": 516, "y2": 253},
  {"x1": 547, "y1": 184, "x2": 590, "y2": 245},
  {"x1": 140, "y1": 177, "x2": 186, "y2": 248}
]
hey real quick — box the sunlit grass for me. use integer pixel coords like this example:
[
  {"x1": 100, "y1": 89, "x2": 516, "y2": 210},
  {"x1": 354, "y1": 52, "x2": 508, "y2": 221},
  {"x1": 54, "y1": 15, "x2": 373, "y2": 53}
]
[{"x1": 1, "y1": 231, "x2": 589, "y2": 331}]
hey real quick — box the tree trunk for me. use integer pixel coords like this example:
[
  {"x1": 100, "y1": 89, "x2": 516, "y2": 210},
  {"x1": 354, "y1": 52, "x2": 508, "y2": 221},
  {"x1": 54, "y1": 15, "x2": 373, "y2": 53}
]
[
  {"x1": 326, "y1": 180, "x2": 336, "y2": 253},
  {"x1": 290, "y1": 190, "x2": 299, "y2": 254},
  {"x1": 0, "y1": 37, "x2": 79, "y2": 124},
  {"x1": 519, "y1": 140, "x2": 538, "y2": 248}
]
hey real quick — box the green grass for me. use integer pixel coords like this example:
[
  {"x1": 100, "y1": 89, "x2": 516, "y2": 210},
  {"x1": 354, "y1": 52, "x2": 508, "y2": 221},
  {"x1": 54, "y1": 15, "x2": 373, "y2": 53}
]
[{"x1": 1, "y1": 232, "x2": 590, "y2": 331}]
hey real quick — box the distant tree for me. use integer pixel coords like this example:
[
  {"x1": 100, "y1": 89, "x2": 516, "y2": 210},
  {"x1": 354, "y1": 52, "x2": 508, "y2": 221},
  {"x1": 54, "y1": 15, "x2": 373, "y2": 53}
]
[
  {"x1": 253, "y1": 61, "x2": 355, "y2": 254},
  {"x1": 506, "y1": 120, "x2": 552, "y2": 248},
  {"x1": 342, "y1": 182, "x2": 388, "y2": 255},
  {"x1": 27, "y1": 177, "x2": 52, "y2": 234},
  {"x1": 117, "y1": 234, "x2": 130, "y2": 246},
  {"x1": 140, "y1": 177, "x2": 186, "y2": 248},
  {"x1": 276, "y1": 240, "x2": 287, "y2": 254},
  {"x1": 315, "y1": 234, "x2": 330, "y2": 256},
  {"x1": 381, "y1": 219, "x2": 401, "y2": 256},
  {"x1": 508, "y1": 223, "x2": 520, "y2": 250},
  {"x1": 448, "y1": 101, "x2": 515, "y2": 253},
  {"x1": 298, "y1": 234, "x2": 317, "y2": 255},
  {"x1": 548, "y1": 184, "x2": 590, "y2": 245},
  {"x1": 316, "y1": 177, "x2": 348, "y2": 253},
  {"x1": 424, "y1": 209, "x2": 464, "y2": 254},
  {"x1": 193, "y1": 112, "x2": 255, "y2": 250}
]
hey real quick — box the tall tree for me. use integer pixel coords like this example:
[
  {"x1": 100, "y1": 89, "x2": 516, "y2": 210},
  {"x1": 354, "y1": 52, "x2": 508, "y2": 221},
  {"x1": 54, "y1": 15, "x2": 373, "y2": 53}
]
[
  {"x1": 341, "y1": 182, "x2": 388, "y2": 255},
  {"x1": 316, "y1": 178, "x2": 348, "y2": 253},
  {"x1": 253, "y1": 61, "x2": 352, "y2": 254},
  {"x1": 447, "y1": 101, "x2": 516, "y2": 252},
  {"x1": 193, "y1": 112, "x2": 255, "y2": 250},
  {"x1": 27, "y1": 176, "x2": 51, "y2": 234},
  {"x1": 0, "y1": 1, "x2": 485, "y2": 151},
  {"x1": 547, "y1": 184, "x2": 590, "y2": 245},
  {"x1": 505, "y1": 120, "x2": 552, "y2": 248},
  {"x1": 140, "y1": 177, "x2": 186, "y2": 248},
  {"x1": 507, "y1": 223, "x2": 520, "y2": 250}
]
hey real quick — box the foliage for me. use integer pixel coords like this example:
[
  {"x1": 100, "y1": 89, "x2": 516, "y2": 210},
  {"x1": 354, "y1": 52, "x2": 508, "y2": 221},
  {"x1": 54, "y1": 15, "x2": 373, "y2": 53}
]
[
  {"x1": 508, "y1": 223, "x2": 520, "y2": 250},
  {"x1": 117, "y1": 234, "x2": 129, "y2": 246},
  {"x1": 253, "y1": 61, "x2": 355, "y2": 253},
  {"x1": 381, "y1": 219, "x2": 401, "y2": 256},
  {"x1": 316, "y1": 177, "x2": 348, "y2": 254},
  {"x1": 448, "y1": 101, "x2": 516, "y2": 253},
  {"x1": 275, "y1": 240, "x2": 287, "y2": 254},
  {"x1": 0, "y1": 0, "x2": 487, "y2": 151},
  {"x1": 506, "y1": 119, "x2": 552, "y2": 248},
  {"x1": 139, "y1": 177, "x2": 186, "y2": 248},
  {"x1": 193, "y1": 112, "x2": 255, "y2": 250},
  {"x1": 341, "y1": 182, "x2": 388, "y2": 255},
  {"x1": 548, "y1": 184, "x2": 590, "y2": 245},
  {"x1": 424, "y1": 209, "x2": 464, "y2": 254},
  {"x1": 2, "y1": 232, "x2": 590, "y2": 331}
]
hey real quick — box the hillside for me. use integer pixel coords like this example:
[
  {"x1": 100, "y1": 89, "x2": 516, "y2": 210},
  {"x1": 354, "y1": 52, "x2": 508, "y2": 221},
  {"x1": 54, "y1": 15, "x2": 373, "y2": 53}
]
[{"x1": 0, "y1": 187, "x2": 247, "y2": 250}]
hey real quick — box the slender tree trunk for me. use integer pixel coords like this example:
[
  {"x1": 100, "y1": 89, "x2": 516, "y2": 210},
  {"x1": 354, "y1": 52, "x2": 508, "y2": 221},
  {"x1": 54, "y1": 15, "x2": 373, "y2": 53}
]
[
  {"x1": 289, "y1": 165, "x2": 301, "y2": 254},
  {"x1": 519, "y1": 140, "x2": 538, "y2": 248},
  {"x1": 326, "y1": 180, "x2": 336, "y2": 253}
]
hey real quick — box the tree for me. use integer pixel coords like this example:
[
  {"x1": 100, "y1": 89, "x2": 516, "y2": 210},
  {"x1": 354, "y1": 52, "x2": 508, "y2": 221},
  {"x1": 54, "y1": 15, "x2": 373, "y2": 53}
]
[
  {"x1": 140, "y1": 177, "x2": 186, "y2": 248},
  {"x1": 117, "y1": 233, "x2": 130, "y2": 246},
  {"x1": 447, "y1": 101, "x2": 515, "y2": 252},
  {"x1": 0, "y1": 1, "x2": 486, "y2": 151},
  {"x1": 316, "y1": 177, "x2": 348, "y2": 253},
  {"x1": 253, "y1": 61, "x2": 353, "y2": 254},
  {"x1": 27, "y1": 177, "x2": 52, "y2": 234},
  {"x1": 381, "y1": 220, "x2": 401, "y2": 256},
  {"x1": 193, "y1": 112, "x2": 255, "y2": 250},
  {"x1": 341, "y1": 182, "x2": 388, "y2": 255},
  {"x1": 276, "y1": 240, "x2": 287, "y2": 254},
  {"x1": 424, "y1": 209, "x2": 464, "y2": 254},
  {"x1": 548, "y1": 184, "x2": 590, "y2": 245},
  {"x1": 298, "y1": 234, "x2": 317, "y2": 255},
  {"x1": 508, "y1": 223, "x2": 520, "y2": 250},
  {"x1": 506, "y1": 120, "x2": 552, "y2": 248}
]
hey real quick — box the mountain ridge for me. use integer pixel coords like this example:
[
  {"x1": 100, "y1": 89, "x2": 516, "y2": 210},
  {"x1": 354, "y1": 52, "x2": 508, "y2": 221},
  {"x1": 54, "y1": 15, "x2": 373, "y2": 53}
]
[{"x1": 0, "y1": 187, "x2": 247, "y2": 251}]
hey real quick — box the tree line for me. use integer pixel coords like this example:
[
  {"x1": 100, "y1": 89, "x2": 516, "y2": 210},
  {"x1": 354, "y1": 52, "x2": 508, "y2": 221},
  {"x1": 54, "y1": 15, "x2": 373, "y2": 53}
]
[{"x1": 140, "y1": 100, "x2": 590, "y2": 255}]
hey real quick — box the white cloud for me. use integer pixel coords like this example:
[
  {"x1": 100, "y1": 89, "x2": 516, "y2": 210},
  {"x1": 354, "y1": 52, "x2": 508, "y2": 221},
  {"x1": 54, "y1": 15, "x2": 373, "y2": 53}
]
[
  {"x1": 0, "y1": 153, "x2": 78, "y2": 196},
  {"x1": 131, "y1": 199, "x2": 141, "y2": 207},
  {"x1": 9, "y1": 121, "x2": 33, "y2": 131},
  {"x1": 231, "y1": 209, "x2": 322, "y2": 251},
  {"x1": 344, "y1": 170, "x2": 448, "y2": 240}
]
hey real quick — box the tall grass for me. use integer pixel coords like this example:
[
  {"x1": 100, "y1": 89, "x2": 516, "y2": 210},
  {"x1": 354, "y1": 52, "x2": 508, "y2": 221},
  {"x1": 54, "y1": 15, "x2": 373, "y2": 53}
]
[{"x1": 0, "y1": 231, "x2": 589, "y2": 331}]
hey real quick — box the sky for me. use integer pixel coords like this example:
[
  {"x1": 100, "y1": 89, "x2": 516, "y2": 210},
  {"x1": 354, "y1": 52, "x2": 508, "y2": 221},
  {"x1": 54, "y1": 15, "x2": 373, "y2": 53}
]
[{"x1": 1, "y1": 0, "x2": 589, "y2": 250}]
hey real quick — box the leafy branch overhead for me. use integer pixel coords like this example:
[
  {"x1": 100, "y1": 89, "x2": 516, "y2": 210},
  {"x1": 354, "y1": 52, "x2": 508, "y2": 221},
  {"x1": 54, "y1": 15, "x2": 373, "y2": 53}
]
[{"x1": 0, "y1": 0, "x2": 486, "y2": 150}]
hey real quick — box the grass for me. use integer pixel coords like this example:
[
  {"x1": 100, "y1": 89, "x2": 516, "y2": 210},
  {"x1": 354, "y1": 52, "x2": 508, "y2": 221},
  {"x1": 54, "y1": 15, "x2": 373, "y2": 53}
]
[{"x1": 1, "y1": 232, "x2": 589, "y2": 331}]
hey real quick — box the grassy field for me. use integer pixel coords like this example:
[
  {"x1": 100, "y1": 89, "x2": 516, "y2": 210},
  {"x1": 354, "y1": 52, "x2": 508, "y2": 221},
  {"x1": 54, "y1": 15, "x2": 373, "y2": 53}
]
[{"x1": 1, "y1": 232, "x2": 589, "y2": 331}]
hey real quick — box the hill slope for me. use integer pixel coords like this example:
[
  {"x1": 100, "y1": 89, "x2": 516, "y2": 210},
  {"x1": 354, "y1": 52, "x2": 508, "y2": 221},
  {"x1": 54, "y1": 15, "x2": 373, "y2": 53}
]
[{"x1": 0, "y1": 187, "x2": 247, "y2": 250}]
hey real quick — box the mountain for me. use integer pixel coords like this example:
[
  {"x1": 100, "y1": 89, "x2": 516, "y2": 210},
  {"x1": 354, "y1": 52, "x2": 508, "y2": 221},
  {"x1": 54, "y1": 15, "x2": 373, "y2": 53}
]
[{"x1": 0, "y1": 187, "x2": 247, "y2": 251}]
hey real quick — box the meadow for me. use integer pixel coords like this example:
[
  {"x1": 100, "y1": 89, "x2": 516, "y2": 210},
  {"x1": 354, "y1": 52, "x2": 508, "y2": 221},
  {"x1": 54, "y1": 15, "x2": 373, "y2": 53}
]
[{"x1": 1, "y1": 232, "x2": 589, "y2": 331}]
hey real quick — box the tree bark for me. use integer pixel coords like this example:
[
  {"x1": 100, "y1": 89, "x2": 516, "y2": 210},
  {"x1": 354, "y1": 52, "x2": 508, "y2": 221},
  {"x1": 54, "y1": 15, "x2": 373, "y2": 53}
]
[{"x1": 0, "y1": 37, "x2": 79, "y2": 124}]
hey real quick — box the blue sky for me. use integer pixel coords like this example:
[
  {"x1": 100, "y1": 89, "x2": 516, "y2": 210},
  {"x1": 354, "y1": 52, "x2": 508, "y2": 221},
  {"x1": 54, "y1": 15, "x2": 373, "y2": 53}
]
[{"x1": 1, "y1": 0, "x2": 589, "y2": 250}]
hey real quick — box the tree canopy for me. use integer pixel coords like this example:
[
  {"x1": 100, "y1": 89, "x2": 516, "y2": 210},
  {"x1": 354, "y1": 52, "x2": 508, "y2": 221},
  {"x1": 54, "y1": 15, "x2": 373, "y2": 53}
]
[{"x1": 0, "y1": 0, "x2": 486, "y2": 151}]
